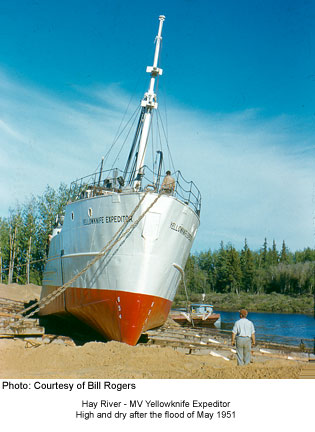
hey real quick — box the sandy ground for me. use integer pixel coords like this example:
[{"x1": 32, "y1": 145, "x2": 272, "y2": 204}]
[
  {"x1": 0, "y1": 284, "x2": 306, "y2": 379},
  {"x1": 0, "y1": 338, "x2": 304, "y2": 379},
  {"x1": 0, "y1": 282, "x2": 41, "y2": 302}
]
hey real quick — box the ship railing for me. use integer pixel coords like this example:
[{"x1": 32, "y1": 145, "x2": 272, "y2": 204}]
[
  {"x1": 141, "y1": 166, "x2": 201, "y2": 216},
  {"x1": 69, "y1": 166, "x2": 201, "y2": 216}
]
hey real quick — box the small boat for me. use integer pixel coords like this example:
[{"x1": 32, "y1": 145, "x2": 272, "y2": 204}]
[
  {"x1": 170, "y1": 303, "x2": 221, "y2": 328},
  {"x1": 38, "y1": 15, "x2": 201, "y2": 345}
]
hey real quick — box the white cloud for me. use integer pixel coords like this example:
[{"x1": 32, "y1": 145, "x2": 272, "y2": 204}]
[
  {"x1": 0, "y1": 70, "x2": 128, "y2": 210},
  {"x1": 0, "y1": 119, "x2": 26, "y2": 143},
  {"x1": 0, "y1": 69, "x2": 314, "y2": 253},
  {"x1": 166, "y1": 107, "x2": 314, "y2": 252}
]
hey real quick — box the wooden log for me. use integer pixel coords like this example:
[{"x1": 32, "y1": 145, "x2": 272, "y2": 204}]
[
  {"x1": 145, "y1": 328, "x2": 310, "y2": 361},
  {"x1": 0, "y1": 325, "x2": 45, "y2": 336},
  {"x1": 0, "y1": 311, "x2": 23, "y2": 318}
]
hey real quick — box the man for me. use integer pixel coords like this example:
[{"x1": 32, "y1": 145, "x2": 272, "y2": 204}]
[
  {"x1": 161, "y1": 170, "x2": 175, "y2": 193},
  {"x1": 231, "y1": 309, "x2": 255, "y2": 365}
]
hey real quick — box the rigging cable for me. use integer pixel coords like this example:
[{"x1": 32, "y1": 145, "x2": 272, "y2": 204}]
[
  {"x1": 101, "y1": 104, "x2": 140, "y2": 169},
  {"x1": 157, "y1": 109, "x2": 175, "y2": 173},
  {"x1": 110, "y1": 105, "x2": 142, "y2": 170},
  {"x1": 105, "y1": 37, "x2": 153, "y2": 165},
  {"x1": 155, "y1": 36, "x2": 175, "y2": 173},
  {"x1": 155, "y1": 111, "x2": 164, "y2": 172}
]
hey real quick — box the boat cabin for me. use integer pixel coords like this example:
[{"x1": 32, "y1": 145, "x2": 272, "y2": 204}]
[{"x1": 190, "y1": 304, "x2": 213, "y2": 315}]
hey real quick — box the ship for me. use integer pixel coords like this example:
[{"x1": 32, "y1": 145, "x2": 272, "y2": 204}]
[
  {"x1": 170, "y1": 304, "x2": 221, "y2": 328},
  {"x1": 39, "y1": 15, "x2": 201, "y2": 346}
]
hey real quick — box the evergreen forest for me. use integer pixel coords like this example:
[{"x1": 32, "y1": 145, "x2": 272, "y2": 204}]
[{"x1": 0, "y1": 183, "x2": 314, "y2": 313}]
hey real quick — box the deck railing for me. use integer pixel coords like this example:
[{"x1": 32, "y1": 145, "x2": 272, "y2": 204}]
[{"x1": 69, "y1": 166, "x2": 201, "y2": 216}]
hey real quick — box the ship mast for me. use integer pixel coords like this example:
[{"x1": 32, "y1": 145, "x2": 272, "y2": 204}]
[{"x1": 133, "y1": 15, "x2": 165, "y2": 190}]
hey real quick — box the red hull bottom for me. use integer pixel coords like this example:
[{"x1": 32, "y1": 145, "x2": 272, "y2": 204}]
[{"x1": 39, "y1": 286, "x2": 172, "y2": 345}]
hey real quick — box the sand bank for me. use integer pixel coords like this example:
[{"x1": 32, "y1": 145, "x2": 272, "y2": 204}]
[{"x1": 0, "y1": 338, "x2": 304, "y2": 379}]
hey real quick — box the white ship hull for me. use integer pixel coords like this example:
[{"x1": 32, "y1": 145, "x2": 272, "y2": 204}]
[
  {"x1": 39, "y1": 16, "x2": 202, "y2": 345},
  {"x1": 40, "y1": 191, "x2": 199, "y2": 345}
]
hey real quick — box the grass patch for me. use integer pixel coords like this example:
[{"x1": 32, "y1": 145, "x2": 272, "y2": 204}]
[{"x1": 173, "y1": 292, "x2": 314, "y2": 315}]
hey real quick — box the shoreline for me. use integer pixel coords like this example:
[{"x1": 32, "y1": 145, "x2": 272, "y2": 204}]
[
  {"x1": 216, "y1": 309, "x2": 314, "y2": 317},
  {"x1": 174, "y1": 292, "x2": 314, "y2": 315},
  {"x1": 0, "y1": 283, "x2": 313, "y2": 379},
  {"x1": 1, "y1": 283, "x2": 313, "y2": 352}
]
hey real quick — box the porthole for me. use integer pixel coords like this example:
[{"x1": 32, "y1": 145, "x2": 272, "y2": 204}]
[
  {"x1": 71, "y1": 212, "x2": 74, "y2": 221},
  {"x1": 88, "y1": 208, "x2": 93, "y2": 217}
]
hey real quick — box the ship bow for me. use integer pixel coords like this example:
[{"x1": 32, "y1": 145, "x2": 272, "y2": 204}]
[{"x1": 65, "y1": 287, "x2": 172, "y2": 345}]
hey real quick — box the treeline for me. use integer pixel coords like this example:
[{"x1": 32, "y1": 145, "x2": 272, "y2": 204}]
[
  {"x1": 0, "y1": 183, "x2": 314, "y2": 300},
  {"x1": 0, "y1": 184, "x2": 69, "y2": 284},
  {"x1": 183, "y1": 240, "x2": 315, "y2": 297}
]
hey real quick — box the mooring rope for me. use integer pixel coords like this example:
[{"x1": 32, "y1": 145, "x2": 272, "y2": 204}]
[{"x1": 5, "y1": 189, "x2": 165, "y2": 329}]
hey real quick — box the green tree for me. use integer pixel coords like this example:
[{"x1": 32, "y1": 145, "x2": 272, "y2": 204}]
[
  {"x1": 225, "y1": 244, "x2": 242, "y2": 294},
  {"x1": 197, "y1": 250, "x2": 216, "y2": 291},
  {"x1": 268, "y1": 239, "x2": 278, "y2": 266},
  {"x1": 215, "y1": 241, "x2": 229, "y2": 292},
  {"x1": 184, "y1": 255, "x2": 207, "y2": 294},
  {"x1": 20, "y1": 198, "x2": 40, "y2": 284},
  {"x1": 0, "y1": 218, "x2": 10, "y2": 283},
  {"x1": 295, "y1": 248, "x2": 315, "y2": 263},
  {"x1": 0, "y1": 183, "x2": 70, "y2": 284},
  {"x1": 261, "y1": 237, "x2": 268, "y2": 268},
  {"x1": 35, "y1": 183, "x2": 69, "y2": 275},
  {"x1": 280, "y1": 240, "x2": 289, "y2": 264},
  {"x1": 240, "y1": 239, "x2": 255, "y2": 292}
]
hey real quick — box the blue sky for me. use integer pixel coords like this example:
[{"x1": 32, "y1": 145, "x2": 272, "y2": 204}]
[{"x1": 0, "y1": 0, "x2": 314, "y2": 253}]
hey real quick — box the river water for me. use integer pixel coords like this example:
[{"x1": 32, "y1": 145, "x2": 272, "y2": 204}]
[{"x1": 215, "y1": 310, "x2": 315, "y2": 349}]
